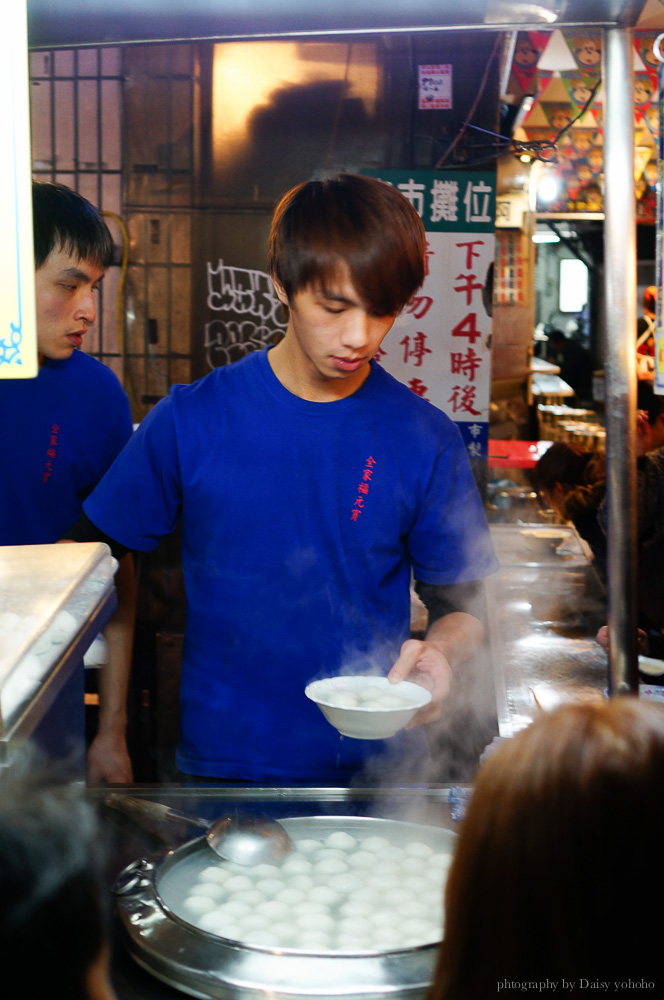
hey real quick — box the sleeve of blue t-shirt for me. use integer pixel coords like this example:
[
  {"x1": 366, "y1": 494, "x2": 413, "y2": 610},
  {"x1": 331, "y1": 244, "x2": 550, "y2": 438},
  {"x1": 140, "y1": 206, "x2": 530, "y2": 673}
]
[
  {"x1": 406, "y1": 420, "x2": 499, "y2": 585},
  {"x1": 83, "y1": 394, "x2": 182, "y2": 551}
]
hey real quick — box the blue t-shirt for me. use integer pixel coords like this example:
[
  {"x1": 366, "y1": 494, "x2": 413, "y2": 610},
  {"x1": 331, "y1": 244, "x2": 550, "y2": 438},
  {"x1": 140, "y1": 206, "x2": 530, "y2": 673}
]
[
  {"x1": 85, "y1": 349, "x2": 497, "y2": 782},
  {"x1": 1, "y1": 350, "x2": 133, "y2": 545}
]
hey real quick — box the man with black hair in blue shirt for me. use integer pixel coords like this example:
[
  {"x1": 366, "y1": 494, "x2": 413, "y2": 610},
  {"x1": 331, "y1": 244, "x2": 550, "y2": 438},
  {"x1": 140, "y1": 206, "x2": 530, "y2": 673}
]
[
  {"x1": 68, "y1": 174, "x2": 497, "y2": 783},
  {"x1": 1, "y1": 182, "x2": 135, "y2": 783}
]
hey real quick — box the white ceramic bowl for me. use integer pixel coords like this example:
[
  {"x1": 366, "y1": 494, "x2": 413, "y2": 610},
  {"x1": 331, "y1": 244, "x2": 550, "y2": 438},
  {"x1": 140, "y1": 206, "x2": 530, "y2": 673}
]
[
  {"x1": 519, "y1": 528, "x2": 566, "y2": 555},
  {"x1": 638, "y1": 655, "x2": 664, "y2": 678},
  {"x1": 305, "y1": 675, "x2": 432, "y2": 739}
]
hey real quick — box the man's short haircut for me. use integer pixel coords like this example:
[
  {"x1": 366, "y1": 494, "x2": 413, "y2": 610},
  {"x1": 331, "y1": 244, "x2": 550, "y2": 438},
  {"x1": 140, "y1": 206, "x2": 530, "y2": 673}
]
[
  {"x1": 32, "y1": 181, "x2": 114, "y2": 271},
  {"x1": 268, "y1": 174, "x2": 425, "y2": 315}
]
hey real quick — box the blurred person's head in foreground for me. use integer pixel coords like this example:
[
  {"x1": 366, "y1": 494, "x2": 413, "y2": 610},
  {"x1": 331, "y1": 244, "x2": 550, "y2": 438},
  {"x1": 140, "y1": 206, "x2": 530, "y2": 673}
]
[
  {"x1": 430, "y1": 699, "x2": 664, "y2": 997},
  {"x1": 0, "y1": 752, "x2": 115, "y2": 1000}
]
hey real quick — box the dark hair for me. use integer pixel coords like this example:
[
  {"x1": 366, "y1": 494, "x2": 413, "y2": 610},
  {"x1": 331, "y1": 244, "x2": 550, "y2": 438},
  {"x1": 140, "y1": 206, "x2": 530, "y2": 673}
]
[
  {"x1": 0, "y1": 761, "x2": 109, "y2": 1000},
  {"x1": 531, "y1": 440, "x2": 605, "y2": 520},
  {"x1": 532, "y1": 440, "x2": 602, "y2": 491},
  {"x1": 32, "y1": 181, "x2": 114, "y2": 271},
  {"x1": 268, "y1": 174, "x2": 425, "y2": 315},
  {"x1": 430, "y1": 700, "x2": 664, "y2": 996},
  {"x1": 637, "y1": 377, "x2": 664, "y2": 424}
]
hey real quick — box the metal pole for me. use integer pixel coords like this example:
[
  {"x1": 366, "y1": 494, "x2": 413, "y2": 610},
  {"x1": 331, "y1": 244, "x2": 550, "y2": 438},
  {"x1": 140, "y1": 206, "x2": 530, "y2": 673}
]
[{"x1": 603, "y1": 27, "x2": 639, "y2": 695}]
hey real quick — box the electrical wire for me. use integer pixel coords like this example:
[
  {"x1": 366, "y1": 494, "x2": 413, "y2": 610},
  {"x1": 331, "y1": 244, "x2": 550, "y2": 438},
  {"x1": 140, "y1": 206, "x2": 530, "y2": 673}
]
[{"x1": 436, "y1": 68, "x2": 602, "y2": 169}]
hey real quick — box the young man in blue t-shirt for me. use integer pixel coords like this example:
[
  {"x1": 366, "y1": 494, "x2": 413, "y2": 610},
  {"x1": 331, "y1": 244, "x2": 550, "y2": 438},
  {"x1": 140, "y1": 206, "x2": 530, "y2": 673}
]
[
  {"x1": 1, "y1": 182, "x2": 135, "y2": 783},
  {"x1": 71, "y1": 174, "x2": 497, "y2": 783}
]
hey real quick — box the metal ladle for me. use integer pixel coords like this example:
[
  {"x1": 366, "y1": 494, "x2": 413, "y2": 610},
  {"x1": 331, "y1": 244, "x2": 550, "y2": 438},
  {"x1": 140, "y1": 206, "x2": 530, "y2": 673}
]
[{"x1": 105, "y1": 794, "x2": 293, "y2": 866}]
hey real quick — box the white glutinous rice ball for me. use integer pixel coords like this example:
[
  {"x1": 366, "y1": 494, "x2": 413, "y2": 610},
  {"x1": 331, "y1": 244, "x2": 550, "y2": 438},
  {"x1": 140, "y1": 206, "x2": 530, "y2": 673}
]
[
  {"x1": 376, "y1": 846, "x2": 405, "y2": 863},
  {"x1": 296, "y1": 911, "x2": 335, "y2": 932},
  {"x1": 382, "y1": 887, "x2": 413, "y2": 907},
  {"x1": 339, "y1": 899, "x2": 374, "y2": 918},
  {"x1": 357, "y1": 685, "x2": 385, "y2": 702},
  {"x1": 336, "y1": 935, "x2": 371, "y2": 951},
  {"x1": 295, "y1": 839, "x2": 322, "y2": 853},
  {"x1": 285, "y1": 874, "x2": 314, "y2": 891},
  {"x1": 281, "y1": 856, "x2": 313, "y2": 875},
  {"x1": 255, "y1": 900, "x2": 290, "y2": 920},
  {"x1": 369, "y1": 910, "x2": 401, "y2": 929},
  {"x1": 347, "y1": 887, "x2": 381, "y2": 906},
  {"x1": 292, "y1": 901, "x2": 329, "y2": 917},
  {"x1": 314, "y1": 848, "x2": 346, "y2": 861},
  {"x1": 346, "y1": 850, "x2": 377, "y2": 869},
  {"x1": 400, "y1": 900, "x2": 430, "y2": 920},
  {"x1": 401, "y1": 856, "x2": 427, "y2": 874},
  {"x1": 401, "y1": 918, "x2": 439, "y2": 939},
  {"x1": 49, "y1": 610, "x2": 77, "y2": 643},
  {"x1": 375, "y1": 693, "x2": 407, "y2": 709},
  {"x1": 240, "y1": 913, "x2": 271, "y2": 932},
  {"x1": 233, "y1": 889, "x2": 266, "y2": 906},
  {"x1": 430, "y1": 852, "x2": 453, "y2": 870},
  {"x1": 337, "y1": 916, "x2": 369, "y2": 936},
  {"x1": 220, "y1": 899, "x2": 252, "y2": 918},
  {"x1": 190, "y1": 881, "x2": 226, "y2": 899},
  {"x1": 271, "y1": 921, "x2": 302, "y2": 944},
  {"x1": 379, "y1": 860, "x2": 404, "y2": 878},
  {"x1": 274, "y1": 887, "x2": 305, "y2": 906},
  {"x1": 402, "y1": 875, "x2": 429, "y2": 893},
  {"x1": 182, "y1": 895, "x2": 216, "y2": 915},
  {"x1": 371, "y1": 927, "x2": 403, "y2": 949},
  {"x1": 365, "y1": 872, "x2": 397, "y2": 892},
  {"x1": 255, "y1": 878, "x2": 286, "y2": 896},
  {"x1": 361, "y1": 836, "x2": 391, "y2": 852},
  {"x1": 314, "y1": 857, "x2": 348, "y2": 876},
  {"x1": 326, "y1": 690, "x2": 359, "y2": 708},
  {"x1": 19, "y1": 652, "x2": 46, "y2": 681},
  {"x1": 326, "y1": 872, "x2": 364, "y2": 893},
  {"x1": 252, "y1": 863, "x2": 282, "y2": 879},
  {"x1": 296, "y1": 931, "x2": 333, "y2": 951},
  {"x1": 404, "y1": 841, "x2": 435, "y2": 859},
  {"x1": 224, "y1": 875, "x2": 253, "y2": 893},
  {"x1": 83, "y1": 635, "x2": 108, "y2": 666},
  {"x1": 324, "y1": 831, "x2": 358, "y2": 851},
  {"x1": 359, "y1": 700, "x2": 387, "y2": 710},
  {"x1": 309, "y1": 885, "x2": 341, "y2": 906},
  {"x1": 421, "y1": 888, "x2": 444, "y2": 908}
]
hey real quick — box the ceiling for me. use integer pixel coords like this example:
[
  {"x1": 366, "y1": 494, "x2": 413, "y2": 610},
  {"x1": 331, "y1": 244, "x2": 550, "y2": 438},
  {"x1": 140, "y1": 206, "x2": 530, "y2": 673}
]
[{"x1": 27, "y1": 1, "x2": 650, "y2": 49}]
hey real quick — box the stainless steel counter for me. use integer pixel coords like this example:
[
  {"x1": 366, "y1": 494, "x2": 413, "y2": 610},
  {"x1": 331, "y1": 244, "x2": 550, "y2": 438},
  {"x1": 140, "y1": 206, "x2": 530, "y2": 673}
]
[{"x1": 486, "y1": 524, "x2": 608, "y2": 736}]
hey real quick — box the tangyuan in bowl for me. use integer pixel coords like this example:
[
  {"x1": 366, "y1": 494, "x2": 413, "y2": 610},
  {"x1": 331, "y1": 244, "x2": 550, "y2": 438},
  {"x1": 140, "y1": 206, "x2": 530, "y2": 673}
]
[
  {"x1": 519, "y1": 528, "x2": 566, "y2": 556},
  {"x1": 305, "y1": 675, "x2": 432, "y2": 739}
]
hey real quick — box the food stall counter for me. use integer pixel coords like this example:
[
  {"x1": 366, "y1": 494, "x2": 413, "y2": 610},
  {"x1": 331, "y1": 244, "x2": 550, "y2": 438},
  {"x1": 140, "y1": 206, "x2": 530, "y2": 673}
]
[{"x1": 487, "y1": 523, "x2": 608, "y2": 738}]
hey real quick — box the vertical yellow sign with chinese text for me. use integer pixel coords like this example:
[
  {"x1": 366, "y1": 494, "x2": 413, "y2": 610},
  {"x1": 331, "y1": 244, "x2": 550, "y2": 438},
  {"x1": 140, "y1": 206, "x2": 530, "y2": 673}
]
[{"x1": 0, "y1": 0, "x2": 37, "y2": 379}]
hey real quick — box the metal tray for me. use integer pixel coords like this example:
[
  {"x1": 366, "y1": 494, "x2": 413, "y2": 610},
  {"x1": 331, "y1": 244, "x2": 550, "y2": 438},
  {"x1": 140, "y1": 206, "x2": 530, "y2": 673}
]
[{"x1": 114, "y1": 814, "x2": 455, "y2": 1000}]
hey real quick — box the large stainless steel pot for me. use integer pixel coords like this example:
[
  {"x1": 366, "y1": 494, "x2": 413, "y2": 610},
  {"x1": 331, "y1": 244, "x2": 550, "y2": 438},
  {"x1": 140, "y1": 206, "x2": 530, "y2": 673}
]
[{"x1": 114, "y1": 814, "x2": 455, "y2": 1000}]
